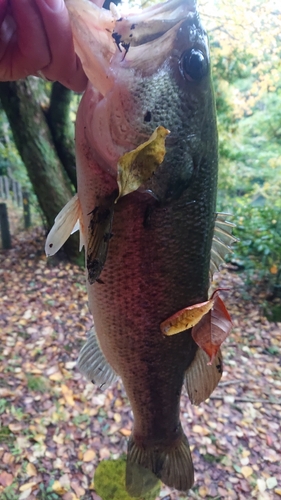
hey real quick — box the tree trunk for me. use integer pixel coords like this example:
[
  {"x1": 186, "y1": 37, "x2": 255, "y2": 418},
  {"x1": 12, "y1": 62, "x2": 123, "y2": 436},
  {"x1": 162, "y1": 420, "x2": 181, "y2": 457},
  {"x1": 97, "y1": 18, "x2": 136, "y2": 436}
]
[
  {"x1": 46, "y1": 82, "x2": 77, "y2": 189},
  {"x1": 0, "y1": 78, "x2": 82, "y2": 264}
]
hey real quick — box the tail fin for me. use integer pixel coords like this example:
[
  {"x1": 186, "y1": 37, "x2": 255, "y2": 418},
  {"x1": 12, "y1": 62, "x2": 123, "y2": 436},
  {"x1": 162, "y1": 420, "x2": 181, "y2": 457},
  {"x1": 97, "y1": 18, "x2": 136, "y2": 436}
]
[{"x1": 126, "y1": 428, "x2": 194, "y2": 496}]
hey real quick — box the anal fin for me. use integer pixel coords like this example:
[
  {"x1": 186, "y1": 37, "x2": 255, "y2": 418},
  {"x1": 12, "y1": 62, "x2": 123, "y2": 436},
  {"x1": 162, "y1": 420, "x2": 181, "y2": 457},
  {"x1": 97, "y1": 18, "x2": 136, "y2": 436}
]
[
  {"x1": 77, "y1": 327, "x2": 117, "y2": 389},
  {"x1": 126, "y1": 427, "x2": 194, "y2": 496},
  {"x1": 185, "y1": 347, "x2": 223, "y2": 405}
]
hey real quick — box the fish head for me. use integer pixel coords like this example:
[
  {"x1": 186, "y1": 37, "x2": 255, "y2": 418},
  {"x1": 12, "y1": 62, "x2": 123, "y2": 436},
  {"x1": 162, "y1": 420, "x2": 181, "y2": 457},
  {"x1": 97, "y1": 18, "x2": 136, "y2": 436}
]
[{"x1": 66, "y1": 0, "x2": 216, "y2": 199}]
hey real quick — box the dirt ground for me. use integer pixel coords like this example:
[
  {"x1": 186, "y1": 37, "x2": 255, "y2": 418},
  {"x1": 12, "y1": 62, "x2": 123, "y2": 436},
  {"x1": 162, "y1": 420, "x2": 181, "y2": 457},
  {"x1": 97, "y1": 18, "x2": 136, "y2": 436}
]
[{"x1": 0, "y1": 229, "x2": 280, "y2": 500}]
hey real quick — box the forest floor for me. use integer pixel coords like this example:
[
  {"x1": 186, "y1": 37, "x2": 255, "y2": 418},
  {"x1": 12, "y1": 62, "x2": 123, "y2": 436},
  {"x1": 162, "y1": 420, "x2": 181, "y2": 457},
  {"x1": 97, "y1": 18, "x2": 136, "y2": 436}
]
[{"x1": 0, "y1": 228, "x2": 280, "y2": 500}]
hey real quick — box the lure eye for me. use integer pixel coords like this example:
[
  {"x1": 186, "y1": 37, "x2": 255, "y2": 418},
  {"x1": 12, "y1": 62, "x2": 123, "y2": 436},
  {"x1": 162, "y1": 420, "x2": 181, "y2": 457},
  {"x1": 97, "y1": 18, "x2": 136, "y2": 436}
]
[{"x1": 181, "y1": 48, "x2": 208, "y2": 82}]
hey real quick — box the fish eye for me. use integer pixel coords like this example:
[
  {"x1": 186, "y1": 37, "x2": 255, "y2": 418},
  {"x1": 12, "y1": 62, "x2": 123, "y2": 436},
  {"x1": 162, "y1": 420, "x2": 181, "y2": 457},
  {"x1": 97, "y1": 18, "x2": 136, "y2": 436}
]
[{"x1": 181, "y1": 48, "x2": 208, "y2": 82}]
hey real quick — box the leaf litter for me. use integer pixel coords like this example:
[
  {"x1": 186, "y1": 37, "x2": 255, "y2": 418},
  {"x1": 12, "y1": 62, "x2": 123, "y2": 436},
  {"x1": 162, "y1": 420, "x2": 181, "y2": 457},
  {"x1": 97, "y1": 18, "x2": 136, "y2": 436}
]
[{"x1": 0, "y1": 228, "x2": 280, "y2": 500}]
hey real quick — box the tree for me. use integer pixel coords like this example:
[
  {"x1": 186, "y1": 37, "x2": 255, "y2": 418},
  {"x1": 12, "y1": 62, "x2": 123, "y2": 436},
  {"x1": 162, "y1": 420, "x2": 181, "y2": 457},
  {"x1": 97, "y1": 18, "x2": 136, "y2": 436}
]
[{"x1": 0, "y1": 77, "x2": 82, "y2": 264}]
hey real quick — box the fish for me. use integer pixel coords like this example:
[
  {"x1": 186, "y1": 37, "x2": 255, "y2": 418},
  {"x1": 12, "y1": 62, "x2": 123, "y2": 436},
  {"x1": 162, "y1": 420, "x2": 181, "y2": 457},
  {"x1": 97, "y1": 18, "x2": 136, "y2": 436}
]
[{"x1": 45, "y1": 0, "x2": 235, "y2": 494}]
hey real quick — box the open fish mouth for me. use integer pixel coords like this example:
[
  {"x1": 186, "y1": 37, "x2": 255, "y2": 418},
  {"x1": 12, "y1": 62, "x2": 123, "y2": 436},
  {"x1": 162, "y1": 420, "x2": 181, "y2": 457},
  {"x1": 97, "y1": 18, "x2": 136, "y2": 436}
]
[{"x1": 65, "y1": 0, "x2": 199, "y2": 95}]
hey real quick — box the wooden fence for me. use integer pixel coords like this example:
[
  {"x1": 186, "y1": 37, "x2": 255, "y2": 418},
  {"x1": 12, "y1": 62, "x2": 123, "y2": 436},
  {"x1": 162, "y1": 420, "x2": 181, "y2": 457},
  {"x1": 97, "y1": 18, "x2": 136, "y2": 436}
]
[{"x1": 0, "y1": 175, "x2": 31, "y2": 249}]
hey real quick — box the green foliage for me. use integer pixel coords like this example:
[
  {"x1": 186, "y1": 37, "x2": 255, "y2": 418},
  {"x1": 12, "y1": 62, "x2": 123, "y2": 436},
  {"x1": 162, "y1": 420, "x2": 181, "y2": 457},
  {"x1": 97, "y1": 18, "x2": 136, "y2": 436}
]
[
  {"x1": 0, "y1": 425, "x2": 13, "y2": 443},
  {"x1": 94, "y1": 459, "x2": 161, "y2": 500},
  {"x1": 26, "y1": 374, "x2": 50, "y2": 393},
  {"x1": 0, "y1": 398, "x2": 8, "y2": 414},
  {"x1": 207, "y1": 2, "x2": 281, "y2": 287},
  {"x1": 232, "y1": 205, "x2": 281, "y2": 276},
  {"x1": 1, "y1": 483, "x2": 18, "y2": 500}
]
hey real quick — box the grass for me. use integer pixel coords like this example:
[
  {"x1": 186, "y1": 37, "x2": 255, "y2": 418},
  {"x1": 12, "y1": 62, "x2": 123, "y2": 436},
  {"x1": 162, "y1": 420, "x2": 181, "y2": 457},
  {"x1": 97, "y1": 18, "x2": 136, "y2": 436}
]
[{"x1": 26, "y1": 374, "x2": 49, "y2": 393}]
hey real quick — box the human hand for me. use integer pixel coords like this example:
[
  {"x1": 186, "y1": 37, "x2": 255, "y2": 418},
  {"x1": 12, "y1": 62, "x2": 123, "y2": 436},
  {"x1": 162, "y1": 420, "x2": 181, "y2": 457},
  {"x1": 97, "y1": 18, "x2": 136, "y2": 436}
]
[{"x1": 0, "y1": 0, "x2": 87, "y2": 92}]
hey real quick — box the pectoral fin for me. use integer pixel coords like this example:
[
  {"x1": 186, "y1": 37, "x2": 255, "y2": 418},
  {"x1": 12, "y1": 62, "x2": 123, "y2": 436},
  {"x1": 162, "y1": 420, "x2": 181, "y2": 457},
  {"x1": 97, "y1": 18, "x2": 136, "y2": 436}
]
[
  {"x1": 77, "y1": 327, "x2": 117, "y2": 389},
  {"x1": 86, "y1": 196, "x2": 115, "y2": 284},
  {"x1": 185, "y1": 347, "x2": 223, "y2": 405},
  {"x1": 45, "y1": 194, "x2": 84, "y2": 256}
]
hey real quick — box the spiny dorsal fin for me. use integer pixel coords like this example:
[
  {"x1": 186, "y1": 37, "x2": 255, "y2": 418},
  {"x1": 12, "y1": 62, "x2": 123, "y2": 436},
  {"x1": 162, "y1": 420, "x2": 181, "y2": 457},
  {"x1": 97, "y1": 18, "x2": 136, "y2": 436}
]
[
  {"x1": 185, "y1": 347, "x2": 223, "y2": 405},
  {"x1": 210, "y1": 212, "x2": 237, "y2": 278},
  {"x1": 45, "y1": 194, "x2": 84, "y2": 256},
  {"x1": 77, "y1": 327, "x2": 117, "y2": 389}
]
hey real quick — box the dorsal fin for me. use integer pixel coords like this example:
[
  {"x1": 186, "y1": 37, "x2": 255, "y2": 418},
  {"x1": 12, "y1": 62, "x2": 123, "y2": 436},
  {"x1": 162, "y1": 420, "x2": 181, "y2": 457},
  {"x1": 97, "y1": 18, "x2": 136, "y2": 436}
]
[{"x1": 210, "y1": 213, "x2": 237, "y2": 278}]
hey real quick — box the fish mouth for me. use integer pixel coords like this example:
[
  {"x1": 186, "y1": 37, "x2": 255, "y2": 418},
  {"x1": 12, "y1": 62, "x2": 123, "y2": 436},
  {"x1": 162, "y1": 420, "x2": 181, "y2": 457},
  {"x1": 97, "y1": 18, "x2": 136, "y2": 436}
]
[{"x1": 66, "y1": 0, "x2": 198, "y2": 95}]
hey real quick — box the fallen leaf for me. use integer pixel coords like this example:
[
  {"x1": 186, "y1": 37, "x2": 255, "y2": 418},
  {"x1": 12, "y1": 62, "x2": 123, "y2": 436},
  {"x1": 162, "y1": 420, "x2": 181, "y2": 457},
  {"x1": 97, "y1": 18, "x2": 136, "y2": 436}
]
[
  {"x1": 116, "y1": 126, "x2": 169, "y2": 200},
  {"x1": 71, "y1": 481, "x2": 85, "y2": 497},
  {"x1": 8, "y1": 423, "x2": 22, "y2": 432},
  {"x1": 198, "y1": 485, "x2": 208, "y2": 497},
  {"x1": 53, "y1": 433, "x2": 65, "y2": 444},
  {"x1": 160, "y1": 297, "x2": 214, "y2": 336},
  {"x1": 119, "y1": 428, "x2": 131, "y2": 437},
  {"x1": 241, "y1": 466, "x2": 253, "y2": 478},
  {"x1": 19, "y1": 482, "x2": 37, "y2": 492},
  {"x1": 192, "y1": 425, "x2": 209, "y2": 436},
  {"x1": 52, "y1": 480, "x2": 68, "y2": 495},
  {"x1": 49, "y1": 371, "x2": 63, "y2": 382},
  {"x1": 83, "y1": 449, "x2": 96, "y2": 462},
  {"x1": 19, "y1": 488, "x2": 32, "y2": 500},
  {"x1": 61, "y1": 384, "x2": 75, "y2": 406},
  {"x1": 257, "y1": 479, "x2": 266, "y2": 493},
  {"x1": 192, "y1": 293, "x2": 232, "y2": 362},
  {"x1": 266, "y1": 477, "x2": 278, "y2": 489},
  {"x1": 0, "y1": 472, "x2": 13, "y2": 487},
  {"x1": 26, "y1": 463, "x2": 37, "y2": 477}
]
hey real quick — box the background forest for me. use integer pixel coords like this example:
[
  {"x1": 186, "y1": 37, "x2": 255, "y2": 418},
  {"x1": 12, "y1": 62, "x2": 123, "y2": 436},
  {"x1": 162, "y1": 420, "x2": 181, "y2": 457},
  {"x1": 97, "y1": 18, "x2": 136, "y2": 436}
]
[
  {"x1": 1, "y1": 0, "x2": 281, "y2": 291},
  {"x1": 0, "y1": 1, "x2": 281, "y2": 500}
]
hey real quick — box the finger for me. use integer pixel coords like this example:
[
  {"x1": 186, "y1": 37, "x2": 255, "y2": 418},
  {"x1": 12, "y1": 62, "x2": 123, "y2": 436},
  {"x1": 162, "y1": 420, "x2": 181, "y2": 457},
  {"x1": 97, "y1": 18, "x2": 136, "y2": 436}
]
[
  {"x1": 7, "y1": 0, "x2": 51, "y2": 78},
  {"x1": 34, "y1": 0, "x2": 87, "y2": 92}
]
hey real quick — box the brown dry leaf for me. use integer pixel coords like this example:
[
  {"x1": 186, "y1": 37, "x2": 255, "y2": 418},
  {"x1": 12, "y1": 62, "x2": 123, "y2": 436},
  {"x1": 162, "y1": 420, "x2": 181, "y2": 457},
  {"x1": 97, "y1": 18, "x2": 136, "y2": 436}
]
[
  {"x1": 32, "y1": 433, "x2": 45, "y2": 443},
  {"x1": 119, "y1": 428, "x2": 131, "y2": 437},
  {"x1": 116, "y1": 126, "x2": 169, "y2": 200},
  {"x1": 49, "y1": 371, "x2": 64, "y2": 382},
  {"x1": 0, "y1": 472, "x2": 14, "y2": 487},
  {"x1": 198, "y1": 485, "x2": 208, "y2": 497},
  {"x1": 83, "y1": 449, "x2": 96, "y2": 462},
  {"x1": 19, "y1": 482, "x2": 37, "y2": 492},
  {"x1": 192, "y1": 293, "x2": 232, "y2": 362},
  {"x1": 0, "y1": 388, "x2": 14, "y2": 397},
  {"x1": 113, "y1": 413, "x2": 121, "y2": 423},
  {"x1": 71, "y1": 481, "x2": 85, "y2": 497},
  {"x1": 192, "y1": 425, "x2": 210, "y2": 436},
  {"x1": 241, "y1": 466, "x2": 253, "y2": 478},
  {"x1": 160, "y1": 297, "x2": 214, "y2": 336},
  {"x1": 53, "y1": 433, "x2": 65, "y2": 445},
  {"x1": 8, "y1": 422, "x2": 22, "y2": 433},
  {"x1": 52, "y1": 480, "x2": 68, "y2": 495},
  {"x1": 26, "y1": 463, "x2": 37, "y2": 477},
  {"x1": 61, "y1": 384, "x2": 75, "y2": 406}
]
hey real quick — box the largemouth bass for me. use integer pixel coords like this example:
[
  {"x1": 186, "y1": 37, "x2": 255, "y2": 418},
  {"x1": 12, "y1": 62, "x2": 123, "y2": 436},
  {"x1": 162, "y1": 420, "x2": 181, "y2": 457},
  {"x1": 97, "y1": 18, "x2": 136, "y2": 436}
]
[{"x1": 46, "y1": 0, "x2": 234, "y2": 493}]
